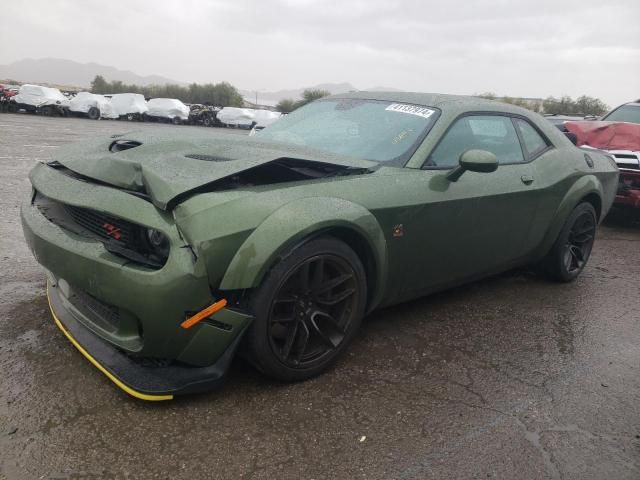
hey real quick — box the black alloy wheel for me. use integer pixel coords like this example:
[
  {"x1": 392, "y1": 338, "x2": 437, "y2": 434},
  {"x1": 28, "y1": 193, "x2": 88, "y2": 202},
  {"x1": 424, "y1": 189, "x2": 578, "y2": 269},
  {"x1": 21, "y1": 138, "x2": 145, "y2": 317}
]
[
  {"x1": 245, "y1": 237, "x2": 367, "y2": 381},
  {"x1": 562, "y1": 209, "x2": 596, "y2": 274},
  {"x1": 542, "y1": 202, "x2": 597, "y2": 282},
  {"x1": 268, "y1": 254, "x2": 359, "y2": 368}
]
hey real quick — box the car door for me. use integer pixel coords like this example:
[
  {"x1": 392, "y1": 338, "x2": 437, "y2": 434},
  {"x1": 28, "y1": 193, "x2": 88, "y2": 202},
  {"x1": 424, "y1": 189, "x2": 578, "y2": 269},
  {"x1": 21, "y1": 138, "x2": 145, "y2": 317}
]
[{"x1": 397, "y1": 113, "x2": 541, "y2": 299}]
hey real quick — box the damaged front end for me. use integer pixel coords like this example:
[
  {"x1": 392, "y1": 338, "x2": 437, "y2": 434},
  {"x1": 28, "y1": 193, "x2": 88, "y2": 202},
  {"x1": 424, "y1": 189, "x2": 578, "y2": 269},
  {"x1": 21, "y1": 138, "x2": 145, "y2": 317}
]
[
  {"x1": 21, "y1": 131, "x2": 375, "y2": 399},
  {"x1": 21, "y1": 161, "x2": 253, "y2": 399}
]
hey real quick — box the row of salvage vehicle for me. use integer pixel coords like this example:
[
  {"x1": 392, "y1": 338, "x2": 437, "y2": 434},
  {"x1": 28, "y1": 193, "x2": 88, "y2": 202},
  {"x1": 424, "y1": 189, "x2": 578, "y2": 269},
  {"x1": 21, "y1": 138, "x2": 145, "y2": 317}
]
[{"x1": 0, "y1": 83, "x2": 282, "y2": 128}]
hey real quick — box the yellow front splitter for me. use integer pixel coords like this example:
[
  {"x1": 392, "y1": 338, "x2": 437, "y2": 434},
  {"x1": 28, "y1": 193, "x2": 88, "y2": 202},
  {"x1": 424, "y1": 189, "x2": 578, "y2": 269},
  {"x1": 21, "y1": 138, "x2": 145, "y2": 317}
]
[{"x1": 47, "y1": 286, "x2": 174, "y2": 402}]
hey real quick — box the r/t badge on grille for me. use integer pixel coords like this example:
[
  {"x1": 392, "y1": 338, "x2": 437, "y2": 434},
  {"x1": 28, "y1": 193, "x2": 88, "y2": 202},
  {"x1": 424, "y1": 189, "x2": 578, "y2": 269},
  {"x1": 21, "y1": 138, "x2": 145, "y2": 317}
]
[{"x1": 102, "y1": 223, "x2": 122, "y2": 240}]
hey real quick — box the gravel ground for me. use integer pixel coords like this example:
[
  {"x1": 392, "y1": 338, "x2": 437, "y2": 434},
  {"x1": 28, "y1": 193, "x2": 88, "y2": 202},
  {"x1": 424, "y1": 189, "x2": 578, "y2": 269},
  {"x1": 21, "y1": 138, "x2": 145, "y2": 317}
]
[{"x1": 0, "y1": 114, "x2": 639, "y2": 480}]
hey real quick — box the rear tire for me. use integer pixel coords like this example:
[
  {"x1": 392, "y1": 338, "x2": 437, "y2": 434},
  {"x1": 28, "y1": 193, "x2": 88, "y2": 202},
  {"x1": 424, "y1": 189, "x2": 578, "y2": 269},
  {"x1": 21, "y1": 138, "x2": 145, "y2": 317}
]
[
  {"x1": 245, "y1": 237, "x2": 367, "y2": 382},
  {"x1": 87, "y1": 107, "x2": 100, "y2": 120},
  {"x1": 540, "y1": 202, "x2": 597, "y2": 282}
]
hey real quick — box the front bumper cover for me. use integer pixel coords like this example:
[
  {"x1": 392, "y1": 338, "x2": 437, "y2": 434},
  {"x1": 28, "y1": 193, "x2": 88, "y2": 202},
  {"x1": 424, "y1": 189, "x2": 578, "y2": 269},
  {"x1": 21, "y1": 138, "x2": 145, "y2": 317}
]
[{"x1": 47, "y1": 281, "x2": 247, "y2": 401}]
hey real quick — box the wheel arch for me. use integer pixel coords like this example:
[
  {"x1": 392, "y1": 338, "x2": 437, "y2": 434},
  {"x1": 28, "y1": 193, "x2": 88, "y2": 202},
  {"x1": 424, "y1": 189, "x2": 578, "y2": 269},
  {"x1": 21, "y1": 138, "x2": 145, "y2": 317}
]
[
  {"x1": 218, "y1": 197, "x2": 388, "y2": 311},
  {"x1": 581, "y1": 191, "x2": 602, "y2": 221},
  {"x1": 534, "y1": 175, "x2": 603, "y2": 260}
]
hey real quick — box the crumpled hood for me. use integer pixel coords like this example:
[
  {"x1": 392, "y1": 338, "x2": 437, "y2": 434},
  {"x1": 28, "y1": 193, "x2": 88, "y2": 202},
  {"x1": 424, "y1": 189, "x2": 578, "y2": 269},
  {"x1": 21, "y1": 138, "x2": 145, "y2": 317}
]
[{"x1": 52, "y1": 130, "x2": 377, "y2": 210}]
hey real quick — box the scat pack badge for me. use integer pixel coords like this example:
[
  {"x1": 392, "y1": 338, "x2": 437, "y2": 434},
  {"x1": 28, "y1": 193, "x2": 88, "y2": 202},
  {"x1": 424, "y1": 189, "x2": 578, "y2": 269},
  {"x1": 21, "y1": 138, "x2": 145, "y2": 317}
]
[{"x1": 392, "y1": 224, "x2": 404, "y2": 238}]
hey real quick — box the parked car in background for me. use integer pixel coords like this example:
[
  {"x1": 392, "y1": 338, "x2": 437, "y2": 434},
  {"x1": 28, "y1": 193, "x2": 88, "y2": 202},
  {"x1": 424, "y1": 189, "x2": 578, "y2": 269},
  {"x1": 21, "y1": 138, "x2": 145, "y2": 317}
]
[
  {"x1": 108, "y1": 93, "x2": 148, "y2": 121},
  {"x1": 0, "y1": 84, "x2": 18, "y2": 112},
  {"x1": 10, "y1": 84, "x2": 70, "y2": 116},
  {"x1": 216, "y1": 107, "x2": 256, "y2": 129},
  {"x1": 145, "y1": 98, "x2": 190, "y2": 124},
  {"x1": 601, "y1": 100, "x2": 640, "y2": 124},
  {"x1": 543, "y1": 113, "x2": 587, "y2": 131},
  {"x1": 188, "y1": 104, "x2": 222, "y2": 127},
  {"x1": 564, "y1": 115, "x2": 640, "y2": 210},
  {"x1": 69, "y1": 92, "x2": 118, "y2": 120},
  {"x1": 250, "y1": 110, "x2": 282, "y2": 134},
  {"x1": 21, "y1": 92, "x2": 618, "y2": 400}
]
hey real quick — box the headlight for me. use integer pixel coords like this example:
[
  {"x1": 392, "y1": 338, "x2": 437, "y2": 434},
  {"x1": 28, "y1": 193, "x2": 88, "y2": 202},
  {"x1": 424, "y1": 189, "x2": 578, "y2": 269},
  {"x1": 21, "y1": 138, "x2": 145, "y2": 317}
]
[{"x1": 146, "y1": 228, "x2": 170, "y2": 259}]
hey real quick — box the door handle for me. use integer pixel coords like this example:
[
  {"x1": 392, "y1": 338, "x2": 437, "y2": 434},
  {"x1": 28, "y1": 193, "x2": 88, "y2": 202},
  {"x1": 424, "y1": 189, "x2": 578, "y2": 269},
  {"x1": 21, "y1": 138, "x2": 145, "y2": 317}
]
[{"x1": 521, "y1": 175, "x2": 534, "y2": 185}]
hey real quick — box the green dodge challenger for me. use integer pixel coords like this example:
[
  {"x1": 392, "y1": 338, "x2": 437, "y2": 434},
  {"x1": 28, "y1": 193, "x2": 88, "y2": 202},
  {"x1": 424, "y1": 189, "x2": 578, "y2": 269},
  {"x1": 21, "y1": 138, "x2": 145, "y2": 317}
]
[{"x1": 21, "y1": 92, "x2": 619, "y2": 400}]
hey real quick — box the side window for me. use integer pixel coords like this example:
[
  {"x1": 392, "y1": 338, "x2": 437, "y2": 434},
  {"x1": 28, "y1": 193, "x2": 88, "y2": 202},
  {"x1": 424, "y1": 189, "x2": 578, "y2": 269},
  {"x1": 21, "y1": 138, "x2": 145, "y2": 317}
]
[
  {"x1": 515, "y1": 119, "x2": 549, "y2": 157},
  {"x1": 428, "y1": 115, "x2": 524, "y2": 167}
]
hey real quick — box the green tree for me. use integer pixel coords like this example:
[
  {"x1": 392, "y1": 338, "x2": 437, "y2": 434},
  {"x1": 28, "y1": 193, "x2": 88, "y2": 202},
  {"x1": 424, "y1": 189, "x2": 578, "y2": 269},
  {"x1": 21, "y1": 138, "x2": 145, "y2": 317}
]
[
  {"x1": 90, "y1": 75, "x2": 108, "y2": 93},
  {"x1": 278, "y1": 89, "x2": 331, "y2": 113},
  {"x1": 276, "y1": 98, "x2": 298, "y2": 113},
  {"x1": 301, "y1": 89, "x2": 331, "y2": 103},
  {"x1": 87, "y1": 76, "x2": 244, "y2": 106},
  {"x1": 574, "y1": 95, "x2": 609, "y2": 116}
]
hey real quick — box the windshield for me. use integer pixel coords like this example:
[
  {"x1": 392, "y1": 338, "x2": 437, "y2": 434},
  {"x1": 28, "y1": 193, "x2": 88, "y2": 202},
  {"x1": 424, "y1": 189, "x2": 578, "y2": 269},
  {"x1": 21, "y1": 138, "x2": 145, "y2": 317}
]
[
  {"x1": 257, "y1": 98, "x2": 438, "y2": 163},
  {"x1": 602, "y1": 104, "x2": 640, "y2": 124}
]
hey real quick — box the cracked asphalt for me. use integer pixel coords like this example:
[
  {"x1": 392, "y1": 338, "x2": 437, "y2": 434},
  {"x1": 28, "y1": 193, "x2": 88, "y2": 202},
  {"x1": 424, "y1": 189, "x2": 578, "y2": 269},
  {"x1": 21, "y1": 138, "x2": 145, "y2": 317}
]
[{"x1": 1, "y1": 114, "x2": 639, "y2": 480}]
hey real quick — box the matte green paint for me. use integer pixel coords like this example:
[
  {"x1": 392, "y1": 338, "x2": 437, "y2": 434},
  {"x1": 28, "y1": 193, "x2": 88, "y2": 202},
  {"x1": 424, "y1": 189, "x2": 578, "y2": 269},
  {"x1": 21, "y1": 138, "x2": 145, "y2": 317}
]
[{"x1": 21, "y1": 92, "x2": 618, "y2": 368}]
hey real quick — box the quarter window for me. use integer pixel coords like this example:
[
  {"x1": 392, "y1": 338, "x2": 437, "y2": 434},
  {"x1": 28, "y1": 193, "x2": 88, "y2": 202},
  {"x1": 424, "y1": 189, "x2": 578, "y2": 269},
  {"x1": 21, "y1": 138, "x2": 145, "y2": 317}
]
[
  {"x1": 515, "y1": 119, "x2": 548, "y2": 157},
  {"x1": 428, "y1": 115, "x2": 524, "y2": 167}
]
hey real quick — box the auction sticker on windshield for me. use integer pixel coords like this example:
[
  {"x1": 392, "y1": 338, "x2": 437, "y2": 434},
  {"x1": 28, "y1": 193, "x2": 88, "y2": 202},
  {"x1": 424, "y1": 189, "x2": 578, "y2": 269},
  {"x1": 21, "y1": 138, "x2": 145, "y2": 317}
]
[{"x1": 385, "y1": 104, "x2": 435, "y2": 119}]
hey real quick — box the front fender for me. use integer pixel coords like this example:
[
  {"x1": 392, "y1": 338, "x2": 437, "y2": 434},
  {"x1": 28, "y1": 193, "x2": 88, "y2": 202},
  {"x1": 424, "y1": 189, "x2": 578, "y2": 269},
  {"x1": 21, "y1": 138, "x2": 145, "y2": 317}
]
[
  {"x1": 533, "y1": 174, "x2": 603, "y2": 259},
  {"x1": 219, "y1": 197, "x2": 388, "y2": 310}
]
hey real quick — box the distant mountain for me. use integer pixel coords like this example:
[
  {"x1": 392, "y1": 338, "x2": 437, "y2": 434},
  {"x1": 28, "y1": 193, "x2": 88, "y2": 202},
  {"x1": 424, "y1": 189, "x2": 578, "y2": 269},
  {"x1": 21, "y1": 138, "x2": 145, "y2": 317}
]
[
  {"x1": 241, "y1": 82, "x2": 401, "y2": 106},
  {"x1": 0, "y1": 58, "x2": 183, "y2": 88}
]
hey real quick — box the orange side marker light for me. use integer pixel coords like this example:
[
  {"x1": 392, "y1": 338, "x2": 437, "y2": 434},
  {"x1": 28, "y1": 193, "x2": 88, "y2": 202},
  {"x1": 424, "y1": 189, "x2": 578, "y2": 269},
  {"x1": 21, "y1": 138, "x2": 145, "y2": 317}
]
[{"x1": 181, "y1": 299, "x2": 228, "y2": 329}]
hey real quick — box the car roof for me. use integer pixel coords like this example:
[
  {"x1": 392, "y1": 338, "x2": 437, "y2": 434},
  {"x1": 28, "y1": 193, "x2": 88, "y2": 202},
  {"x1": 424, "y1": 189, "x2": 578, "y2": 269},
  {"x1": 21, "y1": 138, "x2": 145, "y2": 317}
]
[{"x1": 329, "y1": 91, "x2": 535, "y2": 116}]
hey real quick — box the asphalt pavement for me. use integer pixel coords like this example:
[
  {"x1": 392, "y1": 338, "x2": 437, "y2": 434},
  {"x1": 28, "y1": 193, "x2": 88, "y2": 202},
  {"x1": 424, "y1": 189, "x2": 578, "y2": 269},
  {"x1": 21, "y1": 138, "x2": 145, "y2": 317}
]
[{"x1": 0, "y1": 114, "x2": 638, "y2": 480}]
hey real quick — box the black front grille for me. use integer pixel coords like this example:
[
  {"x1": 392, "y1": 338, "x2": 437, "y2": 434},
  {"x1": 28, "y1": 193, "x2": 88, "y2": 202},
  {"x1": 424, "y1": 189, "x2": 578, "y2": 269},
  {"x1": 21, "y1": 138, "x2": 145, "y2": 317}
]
[
  {"x1": 34, "y1": 192, "x2": 168, "y2": 269},
  {"x1": 65, "y1": 204, "x2": 136, "y2": 246},
  {"x1": 616, "y1": 163, "x2": 640, "y2": 171}
]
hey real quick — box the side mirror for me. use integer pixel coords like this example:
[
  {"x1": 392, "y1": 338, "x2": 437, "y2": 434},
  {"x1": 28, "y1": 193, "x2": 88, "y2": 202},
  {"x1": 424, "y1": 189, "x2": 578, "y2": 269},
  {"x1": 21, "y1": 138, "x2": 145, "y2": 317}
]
[
  {"x1": 447, "y1": 149, "x2": 498, "y2": 182},
  {"x1": 564, "y1": 132, "x2": 578, "y2": 145}
]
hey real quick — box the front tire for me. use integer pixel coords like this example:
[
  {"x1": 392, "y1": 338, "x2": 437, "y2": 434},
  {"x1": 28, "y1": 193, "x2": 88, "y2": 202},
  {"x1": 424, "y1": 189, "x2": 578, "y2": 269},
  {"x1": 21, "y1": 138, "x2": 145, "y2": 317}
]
[
  {"x1": 245, "y1": 237, "x2": 367, "y2": 382},
  {"x1": 541, "y1": 202, "x2": 597, "y2": 282}
]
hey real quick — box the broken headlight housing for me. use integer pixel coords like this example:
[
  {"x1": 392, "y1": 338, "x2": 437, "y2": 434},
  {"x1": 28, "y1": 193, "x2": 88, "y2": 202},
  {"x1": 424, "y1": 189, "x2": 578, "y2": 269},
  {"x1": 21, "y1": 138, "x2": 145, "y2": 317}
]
[{"x1": 146, "y1": 228, "x2": 170, "y2": 261}]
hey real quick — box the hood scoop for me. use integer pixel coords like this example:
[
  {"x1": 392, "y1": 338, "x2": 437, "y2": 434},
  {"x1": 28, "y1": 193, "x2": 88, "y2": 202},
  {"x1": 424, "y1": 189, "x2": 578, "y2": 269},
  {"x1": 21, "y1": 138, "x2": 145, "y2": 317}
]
[{"x1": 110, "y1": 140, "x2": 142, "y2": 153}]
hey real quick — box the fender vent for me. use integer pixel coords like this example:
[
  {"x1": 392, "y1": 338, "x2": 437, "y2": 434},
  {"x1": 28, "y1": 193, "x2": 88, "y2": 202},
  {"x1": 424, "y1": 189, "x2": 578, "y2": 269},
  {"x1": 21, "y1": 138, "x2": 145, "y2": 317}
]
[
  {"x1": 110, "y1": 140, "x2": 142, "y2": 152},
  {"x1": 185, "y1": 154, "x2": 236, "y2": 162}
]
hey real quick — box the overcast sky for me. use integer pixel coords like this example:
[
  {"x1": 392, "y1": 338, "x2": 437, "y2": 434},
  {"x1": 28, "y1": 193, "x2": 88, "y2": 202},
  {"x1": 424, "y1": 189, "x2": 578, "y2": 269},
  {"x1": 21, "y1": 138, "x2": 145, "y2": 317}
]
[{"x1": 1, "y1": 0, "x2": 638, "y2": 106}]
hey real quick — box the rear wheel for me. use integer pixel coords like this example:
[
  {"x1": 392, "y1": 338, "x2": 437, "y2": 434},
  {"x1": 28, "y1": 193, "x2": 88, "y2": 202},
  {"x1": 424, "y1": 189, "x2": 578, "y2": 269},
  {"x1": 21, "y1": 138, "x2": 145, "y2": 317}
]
[
  {"x1": 245, "y1": 237, "x2": 367, "y2": 382},
  {"x1": 87, "y1": 107, "x2": 100, "y2": 120},
  {"x1": 540, "y1": 202, "x2": 597, "y2": 282},
  {"x1": 172, "y1": 117, "x2": 181, "y2": 125}
]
